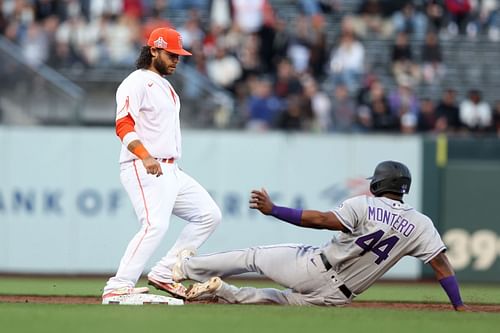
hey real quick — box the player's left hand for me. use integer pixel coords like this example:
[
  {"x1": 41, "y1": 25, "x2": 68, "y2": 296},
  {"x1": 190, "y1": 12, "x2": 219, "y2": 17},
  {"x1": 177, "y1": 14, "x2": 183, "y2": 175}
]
[{"x1": 249, "y1": 188, "x2": 273, "y2": 215}]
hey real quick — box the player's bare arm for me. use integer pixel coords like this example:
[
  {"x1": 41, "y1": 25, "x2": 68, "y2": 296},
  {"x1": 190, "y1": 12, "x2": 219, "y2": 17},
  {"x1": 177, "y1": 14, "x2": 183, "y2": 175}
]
[
  {"x1": 429, "y1": 251, "x2": 455, "y2": 279},
  {"x1": 429, "y1": 251, "x2": 468, "y2": 311},
  {"x1": 127, "y1": 139, "x2": 163, "y2": 177},
  {"x1": 249, "y1": 188, "x2": 347, "y2": 232}
]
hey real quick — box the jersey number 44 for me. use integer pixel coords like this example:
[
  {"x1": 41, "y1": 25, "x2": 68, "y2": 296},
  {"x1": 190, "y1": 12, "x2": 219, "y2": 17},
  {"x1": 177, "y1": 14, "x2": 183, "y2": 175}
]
[{"x1": 355, "y1": 230, "x2": 400, "y2": 264}]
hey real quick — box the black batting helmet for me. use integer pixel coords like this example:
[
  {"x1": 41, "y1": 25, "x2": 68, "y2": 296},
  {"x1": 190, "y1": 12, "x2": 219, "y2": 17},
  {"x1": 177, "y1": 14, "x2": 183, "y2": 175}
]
[{"x1": 368, "y1": 161, "x2": 411, "y2": 196}]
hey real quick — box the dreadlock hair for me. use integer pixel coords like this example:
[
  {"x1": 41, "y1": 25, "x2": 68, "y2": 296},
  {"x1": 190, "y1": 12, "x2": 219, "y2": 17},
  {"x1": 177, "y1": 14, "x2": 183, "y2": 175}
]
[{"x1": 136, "y1": 46, "x2": 153, "y2": 69}]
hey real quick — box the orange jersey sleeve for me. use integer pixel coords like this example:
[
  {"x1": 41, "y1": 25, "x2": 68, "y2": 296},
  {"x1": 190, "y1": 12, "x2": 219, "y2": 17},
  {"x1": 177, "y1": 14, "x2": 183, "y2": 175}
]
[{"x1": 116, "y1": 113, "x2": 136, "y2": 141}]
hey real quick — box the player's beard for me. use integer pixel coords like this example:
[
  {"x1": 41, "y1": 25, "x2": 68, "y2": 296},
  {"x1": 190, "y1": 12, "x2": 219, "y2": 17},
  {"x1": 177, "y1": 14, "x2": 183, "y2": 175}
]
[{"x1": 152, "y1": 57, "x2": 174, "y2": 76}]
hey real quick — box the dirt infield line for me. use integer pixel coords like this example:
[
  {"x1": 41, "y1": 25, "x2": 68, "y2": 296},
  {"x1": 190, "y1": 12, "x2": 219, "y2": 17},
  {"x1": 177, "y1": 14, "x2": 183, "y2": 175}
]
[{"x1": 1, "y1": 295, "x2": 499, "y2": 312}]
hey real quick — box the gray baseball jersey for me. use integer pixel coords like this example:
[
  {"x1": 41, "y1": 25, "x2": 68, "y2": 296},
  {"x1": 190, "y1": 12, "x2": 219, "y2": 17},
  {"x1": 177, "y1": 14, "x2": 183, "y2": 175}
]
[
  {"x1": 323, "y1": 195, "x2": 446, "y2": 295},
  {"x1": 181, "y1": 195, "x2": 445, "y2": 306}
]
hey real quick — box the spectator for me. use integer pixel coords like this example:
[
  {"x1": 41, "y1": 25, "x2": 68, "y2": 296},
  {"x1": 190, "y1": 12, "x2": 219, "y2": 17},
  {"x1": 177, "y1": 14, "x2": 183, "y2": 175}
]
[
  {"x1": 400, "y1": 106, "x2": 418, "y2": 134},
  {"x1": 485, "y1": 1, "x2": 500, "y2": 41},
  {"x1": 425, "y1": 0, "x2": 446, "y2": 33},
  {"x1": 459, "y1": 89, "x2": 492, "y2": 132},
  {"x1": 435, "y1": 89, "x2": 464, "y2": 133},
  {"x1": 303, "y1": 77, "x2": 332, "y2": 132},
  {"x1": 351, "y1": 0, "x2": 394, "y2": 38},
  {"x1": 54, "y1": 14, "x2": 92, "y2": 67},
  {"x1": 246, "y1": 77, "x2": 284, "y2": 131},
  {"x1": 275, "y1": 94, "x2": 312, "y2": 131},
  {"x1": 122, "y1": 0, "x2": 144, "y2": 19},
  {"x1": 265, "y1": 16, "x2": 291, "y2": 71},
  {"x1": 328, "y1": 16, "x2": 365, "y2": 93},
  {"x1": 178, "y1": 10, "x2": 205, "y2": 53},
  {"x1": 40, "y1": 13, "x2": 59, "y2": 63},
  {"x1": 298, "y1": 0, "x2": 322, "y2": 16},
  {"x1": 357, "y1": 80, "x2": 398, "y2": 132},
  {"x1": 104, "y1": 14, "x2": 141, "y2": 67},
  {"x1": 444, "y1": 0, "x2": 472, "y2": 35},
  {"x1": 206, "y1": 46, "x2": 242, "y2": 92},
  {"x1": 388, "y1": 80, "x2": 420, "y2": 119},
  {"x1": 33, "y1": 0, "x2": 67, "y2": 22},
  {"x1": 308, "y1": 15, "x2": 328, "y2": 78},
  {"x1": 231, "y1": 0, "x2": 271, "y2": 34},
  {"x1": 467, "y1": 0, "x2": 499, "y2": 40},
  {"x1": 287, "y1": 15, "x2": 312, "y2": 74},
  {"x1": 221, "y1": 22, "x2": 244, "y2": 54},
  {"x1": 391, "y1": 31, "x2": 421, "y2": 87},
  {"x1": 392, "y1": 1, "x2": 428, "y2": 39},
  {"x1": 202, "y1": 23, "x2": 223, "y2": 58},
  {"x1": 20, "y1": 21, "x2": 50, "y2": 66},
  {"x1": 370, "y1": 97, "x2": 400, "y2": 132},
  {"x1": 238, "y1": 33, "x2": 263, "y2": 78},
  {"x1": 421, "y1": 31, "x2": 445, "y2": 84},
  {"x1": 209, "y1": 0, "x2": 232, "y2": 30},
  {"x1": 89, "y1": 0, "x2": 122, "y2": 19},
  {"x1": 417, "y1": 97, "x2": 438, "y2": 132},
  {"x1": 356, "y1": 74, "x2": 381, "y2": 108},
  {"x1": 273, "y1": 58, "x2": 303, "y2": 99},
  {"x1": 330, "y1": 84, "x2": 357, "y2": 132},
  {"x1": 257, "y1": 8, "x2": 279, "y2": 74},
  {"x1": 230, "y1": 79, "x2": 252, "y2": 128}
]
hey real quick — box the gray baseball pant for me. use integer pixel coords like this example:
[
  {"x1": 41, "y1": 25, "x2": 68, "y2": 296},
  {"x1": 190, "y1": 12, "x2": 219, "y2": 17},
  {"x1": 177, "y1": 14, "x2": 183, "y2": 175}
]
[{"x1": 182, "y1": 244, "x2": 352, "y2": 306}]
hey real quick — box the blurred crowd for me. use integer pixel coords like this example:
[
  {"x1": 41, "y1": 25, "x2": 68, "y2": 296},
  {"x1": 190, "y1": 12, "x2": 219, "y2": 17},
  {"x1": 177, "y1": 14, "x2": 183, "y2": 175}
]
[{"x1": 1, "y1": 0, "x2": 500, "y2": 136}]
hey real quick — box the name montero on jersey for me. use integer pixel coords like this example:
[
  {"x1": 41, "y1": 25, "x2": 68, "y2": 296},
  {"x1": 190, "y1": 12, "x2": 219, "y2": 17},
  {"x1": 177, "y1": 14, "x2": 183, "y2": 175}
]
[{"x1": 367, "y1": 206, "x2": 416, "y2": 237}]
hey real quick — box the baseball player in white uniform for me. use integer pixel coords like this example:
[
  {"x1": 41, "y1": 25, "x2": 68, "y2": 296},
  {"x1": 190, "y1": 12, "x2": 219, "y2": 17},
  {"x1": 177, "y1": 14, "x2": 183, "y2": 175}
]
[
  {"x1": 102, "y1": 27, "x2": 222, "y2": 302},
  {"x1": 173, "y1": 161, "x2": 467, "y2": 311}
]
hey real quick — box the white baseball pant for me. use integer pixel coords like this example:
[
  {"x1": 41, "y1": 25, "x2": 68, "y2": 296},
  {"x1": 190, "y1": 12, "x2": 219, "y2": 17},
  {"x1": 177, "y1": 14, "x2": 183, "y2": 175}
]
[{"x1": 104, "y1": 160, "x2": 221, "y2": 293}]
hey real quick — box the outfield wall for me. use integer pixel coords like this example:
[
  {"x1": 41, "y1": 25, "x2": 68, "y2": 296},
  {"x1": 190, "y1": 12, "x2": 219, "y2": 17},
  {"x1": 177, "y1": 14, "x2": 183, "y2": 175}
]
[
  {"x1": 0, "y1": 127, "x2": 423, "y2": 277},
  {"x1": 422, "y1": 137, "x2": 500, "y2": 282}
]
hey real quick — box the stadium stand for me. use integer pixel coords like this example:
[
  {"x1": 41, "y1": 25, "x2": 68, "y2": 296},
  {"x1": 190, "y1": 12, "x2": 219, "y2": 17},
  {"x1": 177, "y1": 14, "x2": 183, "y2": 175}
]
[{"x1": 0, "y1": 0, "x2": 499, "y2": 136}]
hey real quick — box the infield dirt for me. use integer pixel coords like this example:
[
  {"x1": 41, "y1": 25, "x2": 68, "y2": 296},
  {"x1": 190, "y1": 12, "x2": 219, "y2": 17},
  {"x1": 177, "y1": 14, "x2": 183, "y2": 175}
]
[{"x1": 0, "y1": 295, "x2": 499, "y2": 312}]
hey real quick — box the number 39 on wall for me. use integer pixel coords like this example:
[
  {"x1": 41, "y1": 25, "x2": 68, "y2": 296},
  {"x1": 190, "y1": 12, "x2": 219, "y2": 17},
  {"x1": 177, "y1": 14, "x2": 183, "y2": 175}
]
[{"x1": 443, "y1": 229, "x2": 500, "y2": 271}]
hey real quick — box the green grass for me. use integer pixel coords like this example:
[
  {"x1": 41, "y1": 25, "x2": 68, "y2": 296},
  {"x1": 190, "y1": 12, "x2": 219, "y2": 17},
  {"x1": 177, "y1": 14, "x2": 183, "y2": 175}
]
[
  {"x1": 0, "y1": 277, "x2": 499, "y2": 333},
  {"x1": 0, "y1": 302, "x2": 499, "y2": 333}
]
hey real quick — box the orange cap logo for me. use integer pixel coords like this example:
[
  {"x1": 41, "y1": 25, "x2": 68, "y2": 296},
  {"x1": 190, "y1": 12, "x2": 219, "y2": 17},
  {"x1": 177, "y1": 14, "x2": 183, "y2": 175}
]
[{"x1": 154, "y1": 36, "x2": 168, "y2": 49}]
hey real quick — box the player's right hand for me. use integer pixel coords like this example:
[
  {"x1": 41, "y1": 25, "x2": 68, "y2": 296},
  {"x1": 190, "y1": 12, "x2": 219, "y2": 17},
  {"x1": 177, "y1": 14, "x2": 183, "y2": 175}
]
[
  {"x1": 249, "y1": 188, "x2": 273, "y2": 215},
  {"x1": 142, "y1": 157, "x2": 163, "y2": 177}
]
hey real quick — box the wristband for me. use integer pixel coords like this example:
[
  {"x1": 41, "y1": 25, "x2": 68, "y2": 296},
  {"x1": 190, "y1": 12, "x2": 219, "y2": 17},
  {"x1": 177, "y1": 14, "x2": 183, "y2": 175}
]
[
  {"x1": 131, "y1": 144, "x2": 150, "y2": 160},
  {"x1": 271, "y1": 205, "x2": 303, "y2": 226},
  {"x1": 439, "y1": 275, "x2": 464, "y2": 308}
]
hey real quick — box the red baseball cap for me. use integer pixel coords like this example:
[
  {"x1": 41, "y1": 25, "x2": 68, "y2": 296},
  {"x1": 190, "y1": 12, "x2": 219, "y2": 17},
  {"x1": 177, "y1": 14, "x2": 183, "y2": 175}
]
[{"x1": 147, "y1": 27, "x2": 192, "y2": 56}]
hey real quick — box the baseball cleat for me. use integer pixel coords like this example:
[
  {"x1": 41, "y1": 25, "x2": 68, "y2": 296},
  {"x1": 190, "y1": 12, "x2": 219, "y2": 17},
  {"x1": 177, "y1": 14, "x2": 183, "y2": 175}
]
[
  {"x1": 186, "y1": 277, "x2": 222, "y2": 300},
  {"x1": 172, "y1": 248, "x2": 195, "y2": 282},
  {"x1": 102, "y1": 286, "x2": 150, "y2": 299},
  {"x1": 102, "y1": 286, "x2": 150, "y2": 304},
  {"x1": 148, "y1": 277, "x2": 187, "y2": 299},
  {"x1": 102, "y1": 293, "x2": 184, "y2": 305}
]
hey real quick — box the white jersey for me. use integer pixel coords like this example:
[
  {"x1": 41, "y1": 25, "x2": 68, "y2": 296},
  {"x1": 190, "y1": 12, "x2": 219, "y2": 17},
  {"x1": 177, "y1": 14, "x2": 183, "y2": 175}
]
[
  {"x1": 116, "y1": 69, "x2": 182, "y2": 163},
  {"x1": 322, "y1": 195, "x2": 446, "y2": 295}
]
